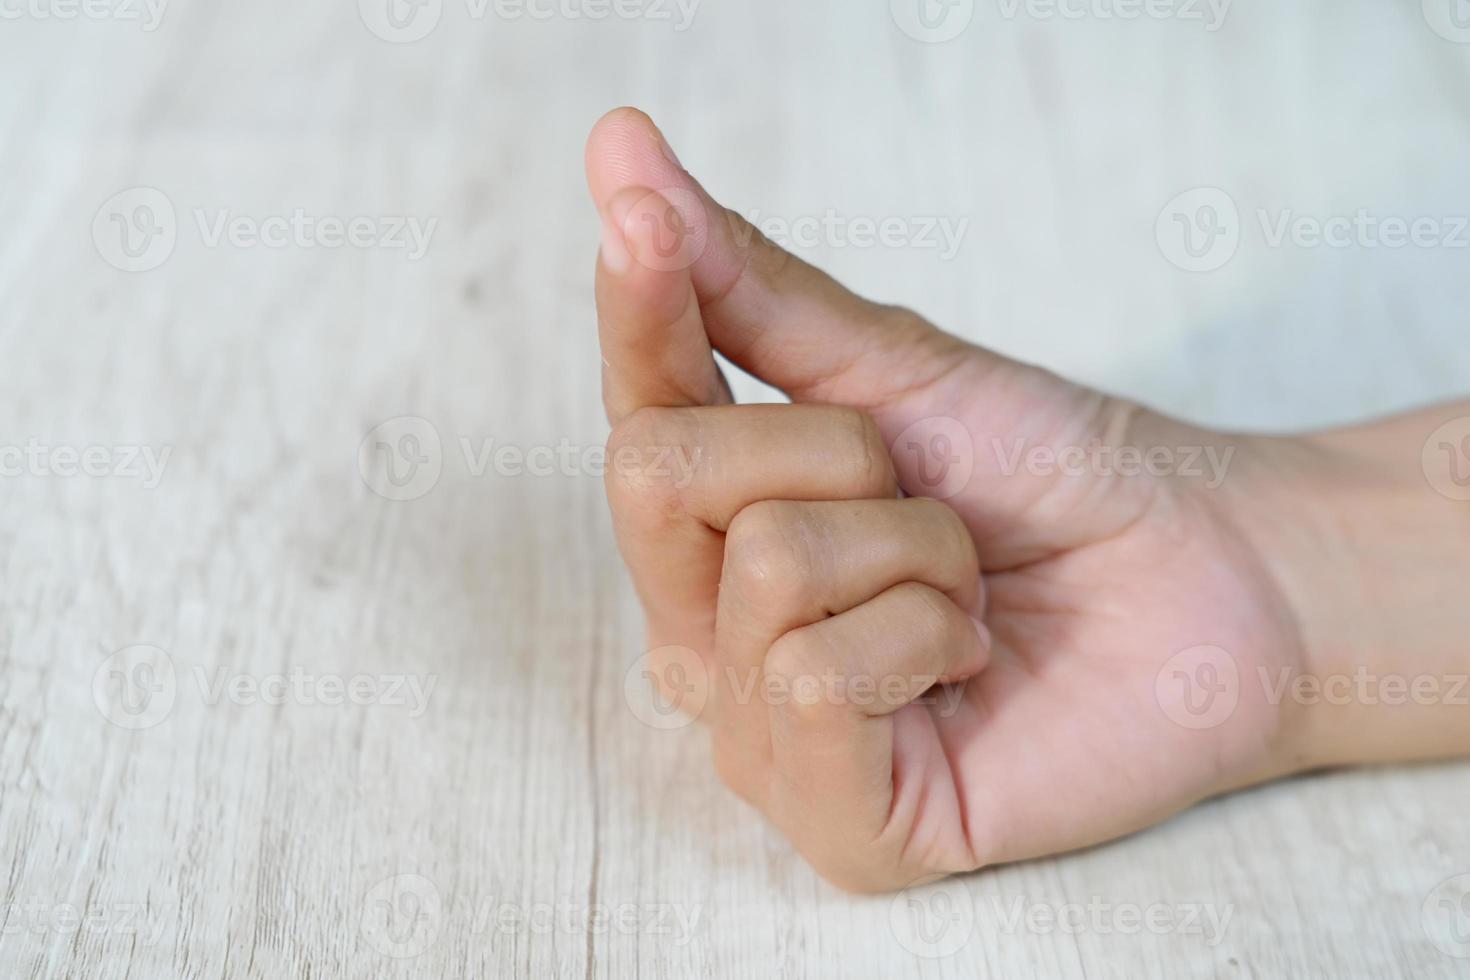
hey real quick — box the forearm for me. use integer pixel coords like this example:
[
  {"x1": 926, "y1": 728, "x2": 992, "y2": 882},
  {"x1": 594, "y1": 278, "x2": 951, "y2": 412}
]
[{"x1": 1219, "y1": 405, "x2": 1470, "y2": 769}]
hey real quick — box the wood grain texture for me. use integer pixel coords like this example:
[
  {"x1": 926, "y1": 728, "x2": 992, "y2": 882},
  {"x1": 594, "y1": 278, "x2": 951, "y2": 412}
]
[{"x1": 1, "y1": 0, "x2": 1468, "y2": 976}]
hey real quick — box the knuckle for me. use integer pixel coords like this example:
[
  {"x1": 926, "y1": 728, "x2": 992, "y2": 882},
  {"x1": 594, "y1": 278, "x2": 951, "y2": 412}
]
[
  {"x1": 604, "y1": 406, "x2": 695, "y2": 524},
  {"x1": 875, "y1": 303, "x2": 936, "y2": 339},
  {"x1": 764, "y1": 628, "x2": 841, "y2": 723},
  {"x1": 826, "y1": 405, "x2": 891, "y2": 496},
  {"x1": 897, "y1": 581, "x2": 957, "y2": 642},
  {"x1": 722, "y1": 501, "x2": 818, "y2": 607},
  {"x1": 907, "y1": 498, "x2": 980, "y2": 572}
]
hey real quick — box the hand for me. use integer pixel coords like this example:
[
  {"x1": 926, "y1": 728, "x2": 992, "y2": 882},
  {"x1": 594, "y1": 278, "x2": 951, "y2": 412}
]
[{"x1": 586, "y1": 108, "x2": 1468, "y2": 892}]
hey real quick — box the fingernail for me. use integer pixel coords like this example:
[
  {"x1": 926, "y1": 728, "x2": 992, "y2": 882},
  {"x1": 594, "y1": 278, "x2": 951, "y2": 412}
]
[
  {"x1": 601, "y1": 216, "x2": 631, "y2": 274},
  {"x1": 969, "y1": 616, "x2": 992, "y2": 653}
]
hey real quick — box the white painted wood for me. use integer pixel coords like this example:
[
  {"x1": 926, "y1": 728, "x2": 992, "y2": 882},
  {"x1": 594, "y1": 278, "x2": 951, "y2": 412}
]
[{"x1": 1, "y1": 0, "x2": 1468, "y2": 976}]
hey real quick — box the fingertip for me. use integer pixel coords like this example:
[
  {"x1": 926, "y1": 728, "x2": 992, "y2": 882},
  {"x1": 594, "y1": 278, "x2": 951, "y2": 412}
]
[{"x1": 585, "y1": 107, "x2": 689, "y2": 219}]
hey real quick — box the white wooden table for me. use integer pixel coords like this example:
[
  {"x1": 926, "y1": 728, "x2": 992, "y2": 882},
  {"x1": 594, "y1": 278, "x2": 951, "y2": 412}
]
[{"x1": 3, "y1": 0, "x2": 1469, "y2": 976}]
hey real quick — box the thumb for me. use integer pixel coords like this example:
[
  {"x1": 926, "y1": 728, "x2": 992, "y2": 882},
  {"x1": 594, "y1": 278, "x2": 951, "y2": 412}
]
[{"x1": 585, "y1": 107, "x2": 975, "y2": 408}]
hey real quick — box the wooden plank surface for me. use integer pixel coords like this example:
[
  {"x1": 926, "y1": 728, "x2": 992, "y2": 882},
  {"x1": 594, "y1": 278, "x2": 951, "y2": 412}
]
[{"x1": 2, "y1": 0, "x2": 1469, "y2": 976}]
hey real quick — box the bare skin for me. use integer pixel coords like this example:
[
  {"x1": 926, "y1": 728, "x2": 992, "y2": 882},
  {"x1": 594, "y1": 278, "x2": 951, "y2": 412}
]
[{"x1": 587, "y1": 107, "x2": 1470, "y2": 893}]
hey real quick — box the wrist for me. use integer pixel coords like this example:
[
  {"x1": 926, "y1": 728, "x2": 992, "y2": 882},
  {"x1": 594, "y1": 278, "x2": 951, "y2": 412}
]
[{"x1": 1215, "y1": 420, "x2": 1470, "y2": 771}]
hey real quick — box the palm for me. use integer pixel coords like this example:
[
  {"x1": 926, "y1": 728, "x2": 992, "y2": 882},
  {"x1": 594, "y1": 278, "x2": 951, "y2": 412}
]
[{"x1": 876, "y1": 369, "x2": 1307, "y2": 870}]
